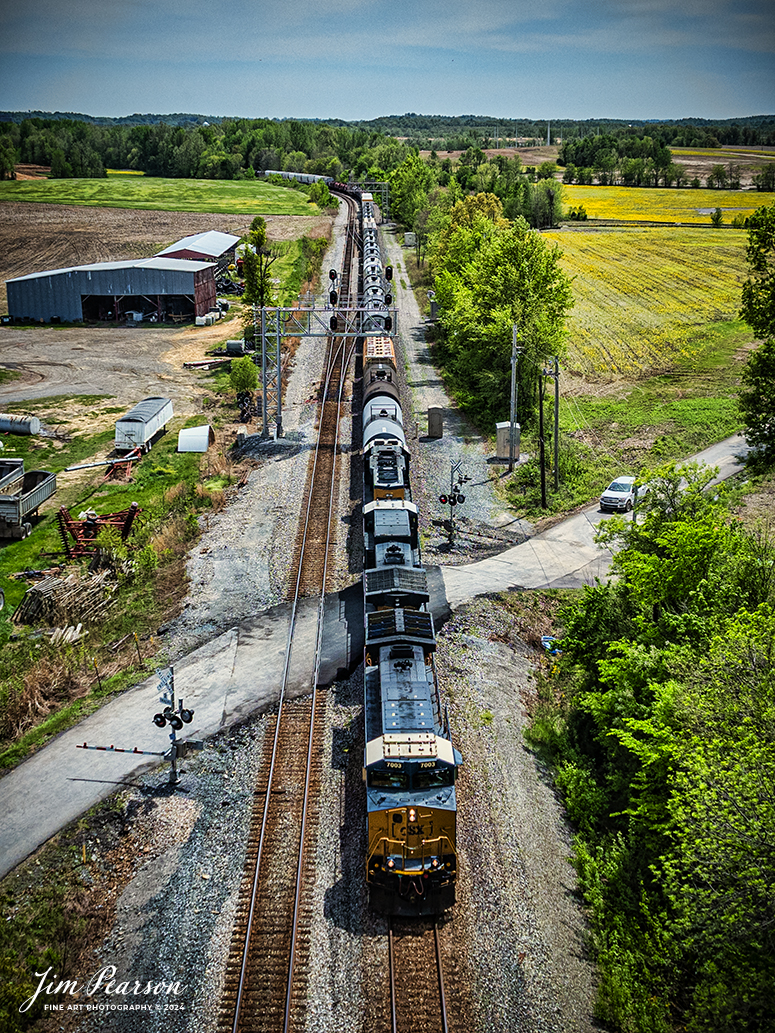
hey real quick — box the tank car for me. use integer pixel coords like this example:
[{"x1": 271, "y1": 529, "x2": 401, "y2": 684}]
[
  {"x1": 263, "y1": 170, "x2": 334, "y2": 186},
  {"x1": 361, "y1": 325, "x2": 462, "y2": 915}
]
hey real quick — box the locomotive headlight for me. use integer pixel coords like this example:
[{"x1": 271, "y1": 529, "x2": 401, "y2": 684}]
[
  {"x1": 387, "y1": 858, "x2": 395, "y2": 868},
  {"x1": 408, "y1": 808, "x2": 416, "y2": 823}
]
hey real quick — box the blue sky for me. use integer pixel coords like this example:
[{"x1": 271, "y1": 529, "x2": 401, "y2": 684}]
[{"x1": 0, "y1": 0, "x2": 773, "y2": 121}]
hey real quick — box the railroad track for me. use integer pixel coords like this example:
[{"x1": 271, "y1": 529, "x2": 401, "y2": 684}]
[
  {"x1": 389, "y1": 918, "x2": 449, "y2": 1033},
  {"x1": 218, "y1": 195, "x2": 359, "y2": 1033},
  {"x1": 289, "y1": 193, "x2": 359, "y2": 598}
]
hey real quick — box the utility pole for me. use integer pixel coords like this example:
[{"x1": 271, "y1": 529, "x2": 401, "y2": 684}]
[
  {"x1": 509, "y1": 325, "x2": 524, "y2": 472},
  {"x1": 554, "y1": 357, "x2": 559, "y2": 491},
  {"x1": 543, "y1": 356, "x2": 560, "y2": 491},
  {"x1": 538, "y1": 371, "x2": 547, "y2": 509}
]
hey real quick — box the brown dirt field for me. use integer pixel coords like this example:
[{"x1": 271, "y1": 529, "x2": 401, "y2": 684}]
[{"x1": 0, "y1": 203, "x2": 331, "y2": 312}]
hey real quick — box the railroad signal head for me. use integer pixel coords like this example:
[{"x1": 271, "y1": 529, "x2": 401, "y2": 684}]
[
  {"x1": 329, "y1": 290, "x2": 338, "y2": 306},
  {"x1": 385, "y1": 265, "x2": 393, "y2": 281},
  {"x1": 385, "y1": 293, "x2": 392, "y2": 306},
  {"x1": 329, "y1": 268, "x2": 337, "y2": 281},
  {"x1": 330, "y1": 315, "x2": 338, "y2": 331},
  {"x1": 384, "y1": 316, "x2": 393, "y2": 332}
]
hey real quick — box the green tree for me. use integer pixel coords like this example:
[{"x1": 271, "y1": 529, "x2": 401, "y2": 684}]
[
  {"x1": 740, "y1": 203, "x2": 775, "y2": 340},
  {"x1": 389, "y1": 153, "x2": 435, "y2": 227},
  {"x1": 739, "y1": 338, "x2": 775, "y2": 462},
  {"x1": 739, "y1": 205, "x2": 775, "y2": 462},
  {"x1": 241, "y1": 216, "x2": 281, "y2": 308},
  {"x1": 431, "y1": 206, "x2": 573, "y2": 426},
  {"x1": 229, "y1": 356, "x2": 258, "y2": 394}
]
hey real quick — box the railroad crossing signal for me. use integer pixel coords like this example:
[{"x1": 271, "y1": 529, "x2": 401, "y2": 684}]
[
  {"x1": 439, "y1": 461, "x2": 472, "y2": 540},
  {"x1": 75, "y1": 666, "x2": 202, "y2": 785},
  {"x1": 154, "y1": 666, "x2": 201, "y2": 784}
]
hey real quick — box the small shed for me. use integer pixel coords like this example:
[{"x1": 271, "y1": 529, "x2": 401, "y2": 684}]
[
  {"x1": 115, "y1": 397, "x2": 174, "y2": 452},
  {"x1": 177, "y1": 425, "x2": 215, "y2": 453},
  {"x1": 156, "y1": 231, "x2": 240, "y2": 265}
]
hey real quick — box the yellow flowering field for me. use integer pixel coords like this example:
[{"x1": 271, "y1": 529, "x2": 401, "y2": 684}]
[
  {"x1": 563, "y1": 184, "x2": 775, "y2": 224},
  {"x1": 543, "y1": 226, "x2": 749, "y2": 376}
]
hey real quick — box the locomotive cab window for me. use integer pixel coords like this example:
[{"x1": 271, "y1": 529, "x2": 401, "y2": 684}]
[
  {"x1": 414, "y1": 767, "x2": 454, "y2": 789},
  {"x1": 368, "y1": 769, "x2": 409, "y2": 789}
]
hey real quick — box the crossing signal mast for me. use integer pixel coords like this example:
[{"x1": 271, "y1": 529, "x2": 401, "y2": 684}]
[
  {"x1": 439, "y1": 459, "x2": 472, "y2": 543},
  {"x1": 75, "y1": 666, "x2": 203, "y2": 785}
]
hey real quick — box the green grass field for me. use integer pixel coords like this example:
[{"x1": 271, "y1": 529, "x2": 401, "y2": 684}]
[
  {"x1": 0, "y1": 175, "x2": 319, "y2": 216},
  {"x1": 563, "y1": 184, "x2": 775, "y2": 223},
  {"x1": 544, "y1": 226, "x2": 750, "y2": 376}
]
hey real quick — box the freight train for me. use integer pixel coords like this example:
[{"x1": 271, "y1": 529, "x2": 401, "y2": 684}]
[
  {"x1": 268, "y1": 171, "x2": 463, "y2": 914},
  {"x1": 357, "y1": 193, "x2": 462, "y2": 916}
]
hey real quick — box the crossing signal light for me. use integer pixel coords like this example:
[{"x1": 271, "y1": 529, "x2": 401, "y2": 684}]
[
  {"x1": 439, "y1": 495, "x2": 448, "y2": 504},
  {"x1": 153, "y1": 707, "x2": 194, "y2": 729}
]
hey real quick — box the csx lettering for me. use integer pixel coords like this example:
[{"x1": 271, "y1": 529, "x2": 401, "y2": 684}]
[{"x1": 407, "y1": 825, "x2": 425, "y2": 835}]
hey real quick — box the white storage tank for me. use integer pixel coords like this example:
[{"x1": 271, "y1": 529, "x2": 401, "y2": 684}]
[{"x1": 0, "y1": 413, "x2": 41, "y2": 435}]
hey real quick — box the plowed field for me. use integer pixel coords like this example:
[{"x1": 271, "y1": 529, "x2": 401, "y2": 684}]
[{"x1": 0, "y1": 202, "x2": 330, "y2": 312}]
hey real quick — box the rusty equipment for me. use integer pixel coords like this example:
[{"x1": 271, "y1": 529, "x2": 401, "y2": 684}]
[
  {"x1": 103, "y1": 446, "x2": 142, "y2": 481},
  {"x1": 57, "y1": 502, "x2": 141, "y2": 559}
]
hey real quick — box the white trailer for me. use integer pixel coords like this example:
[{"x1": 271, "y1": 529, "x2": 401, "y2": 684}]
[{"x1": 115, "y1": 397, "x2": 174, "y2": 453}]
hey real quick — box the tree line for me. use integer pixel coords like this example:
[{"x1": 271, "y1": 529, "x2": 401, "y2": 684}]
[
  {"x1": 559, "y1": 131, "x2": 775, "y2": 190},
  {"x1": 524, "y1": 208, "x2": 775, "y2": 1032},
  {"x1": 0, "y1": 116, "x2": 415, "y2": 182}
]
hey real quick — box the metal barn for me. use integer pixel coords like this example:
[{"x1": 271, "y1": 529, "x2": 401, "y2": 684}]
[
  {"x1": 155, "y1": 231, "x2": 240, "y2": 265},
  {"x1": 6, "y1": 258, "x2": 217, "y2": 324}
]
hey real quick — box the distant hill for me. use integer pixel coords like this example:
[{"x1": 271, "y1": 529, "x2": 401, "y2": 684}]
[
  {"x1": 0, "y1": 111, "x2": 224, "y2": 127},
  {"x1": 2, "y1": 110, "x2": 774, "y2": 136}
]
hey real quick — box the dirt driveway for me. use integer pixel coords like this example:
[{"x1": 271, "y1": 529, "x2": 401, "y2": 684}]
[{"x1": 0, "y1": 320, "x2": 242, "y2": 416}]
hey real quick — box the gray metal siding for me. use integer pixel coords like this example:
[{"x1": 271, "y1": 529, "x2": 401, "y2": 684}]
[{"x1": 7, "y1": 263, "x2": 214, "y2": 322}]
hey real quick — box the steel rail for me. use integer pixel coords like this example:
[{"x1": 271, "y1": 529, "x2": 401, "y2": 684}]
[
  {"x1": 434, "y1": 920, "x2": 449, "y2": 1033},
  {"x1": 387, "y1": 918, "x2": 450, "y2": 1033},
  {"x1": 229, "y1": 194, "x2": 359, "y2": 1033},
  {"x1": 388, "y1": 919, "x2": 398, "y2": 1033},
  {"x1": 283, "y1": 217, "x2": 359, "y2": 1032}
]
